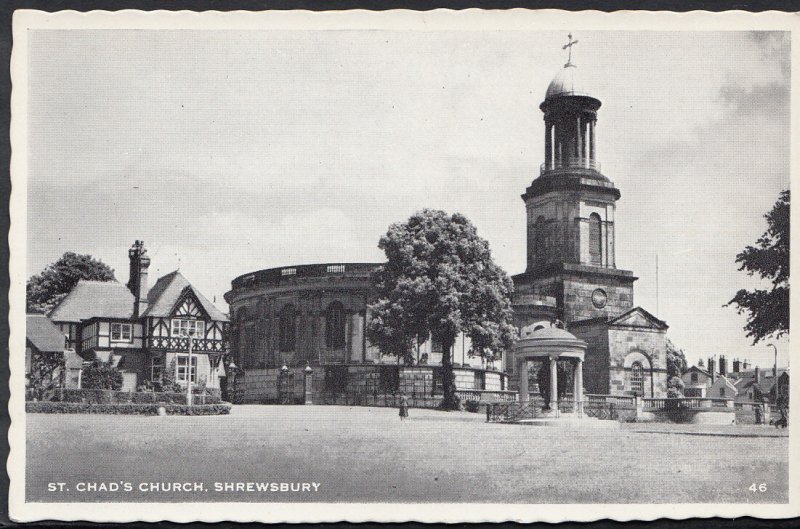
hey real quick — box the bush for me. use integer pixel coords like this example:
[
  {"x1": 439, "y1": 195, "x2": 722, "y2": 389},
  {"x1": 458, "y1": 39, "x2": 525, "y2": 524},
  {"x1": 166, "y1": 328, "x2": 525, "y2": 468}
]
[
  {"x1": 53, "y1": 389, "x2": 223, "y2": 405},
  {"x1": 26, "y1": 402, "x2": 232, "y2": 415},
  {"x1": 81, "y1": 360, "x2": 123, "y2": 390}
]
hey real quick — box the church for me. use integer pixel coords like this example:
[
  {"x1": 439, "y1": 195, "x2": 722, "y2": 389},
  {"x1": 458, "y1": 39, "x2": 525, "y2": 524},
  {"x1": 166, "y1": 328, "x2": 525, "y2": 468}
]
[{"x1": 225, "y1": 38, "x2": 669, "y2": 402}]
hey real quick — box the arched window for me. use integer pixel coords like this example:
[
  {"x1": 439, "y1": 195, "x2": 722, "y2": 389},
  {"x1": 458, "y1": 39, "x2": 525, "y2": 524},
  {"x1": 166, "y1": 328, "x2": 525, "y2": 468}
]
[
  {"x1": 278, "y1": 304, "x2": 296, "y2": 352},
  {"x1": 719, "y1": 387, "x2": 726, "y2": 398},
  {"x1": 630, "y1": 361, "x2": 644, "y2": 396},
  {"x1": 691, "y1": 372, "x2": 698, "y2": 383},
  {"x1": 325, "y1": 301, "x2": 346, "y2": 349},
  {"x1": 589, "y1": 212, "x2": 602, "y2": 266}
]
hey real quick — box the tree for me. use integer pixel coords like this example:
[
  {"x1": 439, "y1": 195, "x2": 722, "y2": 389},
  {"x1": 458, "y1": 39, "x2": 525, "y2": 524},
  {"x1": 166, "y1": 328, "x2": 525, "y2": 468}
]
[
  {"x1": 27, "y1": 252, "x2": 116, "y2": 314},
  {"x1": 157, "y1": 359, "x2": 181, "y2": 393},
  {"x1": 665, "y1": 339, "x2": 687, "y2": 398},
  {"x1": 27, "y1": 351, "x2": 65, "y2": 400},
  {"x1": 367, "y1": 210, "x2": 517, "y2": 410},
  {"x1": 81, "y1": 360, "x2": 123, "y2": 390},
  {"x1": 727, "y1": 190, "x2": 789, "y2": 344}
]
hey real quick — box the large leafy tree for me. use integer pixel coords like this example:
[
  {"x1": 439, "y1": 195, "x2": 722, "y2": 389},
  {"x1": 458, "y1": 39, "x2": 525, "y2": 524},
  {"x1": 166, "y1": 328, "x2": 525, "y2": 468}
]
[
  {"x1": 665, "y1": 339, "x2": 687, "y2": 398},
  {"x1": 727, "y1": 190, "x2": 789, "y2": 344},
  {"x1": 367, "y1": 209, "x2": 517, "y2": 410},
  {"x1": 27, "y1": 252, "x2": 116, "y2": 314}
]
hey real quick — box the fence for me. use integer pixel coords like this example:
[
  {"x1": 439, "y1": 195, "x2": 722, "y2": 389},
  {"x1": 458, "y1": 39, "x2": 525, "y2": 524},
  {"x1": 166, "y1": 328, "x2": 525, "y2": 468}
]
[
  {"x1": 316, "y1": 389, "x2": 516, "y2": 410},
  {"x1": 643, "y1": 397, "x2": 733, "y2": 410}
]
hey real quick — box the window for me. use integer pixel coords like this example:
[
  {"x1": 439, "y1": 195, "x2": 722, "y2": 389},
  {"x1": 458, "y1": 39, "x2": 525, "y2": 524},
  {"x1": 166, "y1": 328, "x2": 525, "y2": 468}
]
[
  {"x1": 325, "y1": 301, "x2": 346, "y2": 349},
  {"x1": 151, "y1": 356, "x2": 164, "y2": 381},
  {"x1": 176, "y1": 354, "x2": 198, "y2": 383},
  {"x1": 630, "y1": 361, "x2": 644, "y2": 396},
  {"x1": 171, "y1": 319, "x2": 206, "y2": 338},
  {"x1": 589, "y1": 213, "x2": 602, "y2": 265},
  {"x1": 110, "y1": 323, "x2": 132, "y2": 342},
  {"x1": 691, "y1": 373, "x2": 698, "y2": 383},
  {"x1": 278, "y1": 305, "x2": 296, "y2": 352},
  {"x1": 474, "y1": 370, "x2": 486, "y2": 390},
  {"x1": 719, "y1": 387, "x2": 726, "y2": 397}
]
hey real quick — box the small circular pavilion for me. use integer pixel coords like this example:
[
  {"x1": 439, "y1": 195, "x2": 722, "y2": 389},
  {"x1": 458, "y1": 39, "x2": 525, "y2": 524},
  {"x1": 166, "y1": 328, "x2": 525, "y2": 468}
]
[{"x1": 514, "y1": 324, "x2": 587, "y2": 414}]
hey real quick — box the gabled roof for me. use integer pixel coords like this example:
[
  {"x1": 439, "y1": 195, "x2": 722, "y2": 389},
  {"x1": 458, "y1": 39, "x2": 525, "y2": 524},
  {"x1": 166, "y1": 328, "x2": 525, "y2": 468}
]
[
  {"x1": 142, "y1": 270, "x2": 228, "y2": 321},
  {"x1": 48, "y1": 280, "x2": 135, "y2": 323},
  {"x1": 711, "y1": 374, "x2": 738, "y2": 394},
  {"x1": 608, "y1": 307, "x2": 668, "y2": 331},
  {"x1": 26, "y1": 314, "x2": 66, "y2": 353},
  {"x1": 685, "y1": 365, "x2": 711, "y2": 377}
]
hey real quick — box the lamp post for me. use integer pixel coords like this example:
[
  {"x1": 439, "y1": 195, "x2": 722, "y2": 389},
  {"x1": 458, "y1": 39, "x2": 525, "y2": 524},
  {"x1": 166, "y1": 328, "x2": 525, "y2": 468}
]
[
  {"x1": 182, "y1": 329, "x2": 195, "y2": 406},
  {"x1": 280, "y1": 364, "x2": 289, "y2": 404},
  {"x1": 767, "y1": 343, "x2": 778, "y2": 381}
]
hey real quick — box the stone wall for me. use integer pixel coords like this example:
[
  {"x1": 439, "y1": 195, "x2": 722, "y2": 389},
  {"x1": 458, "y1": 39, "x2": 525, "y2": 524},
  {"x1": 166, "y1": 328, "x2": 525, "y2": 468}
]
[
  {"x1": 607, "y1": 326, "x2": 667, "y2": 398},
  {"x1": 562, "y1": 276, "x2": 633, "y2": 322},
  {"x1": 569, "y1": 321, "x2": 610, "y2": 395},
  {"x1": 237, "y1": 365, "x2": 509, "y2": 404}
]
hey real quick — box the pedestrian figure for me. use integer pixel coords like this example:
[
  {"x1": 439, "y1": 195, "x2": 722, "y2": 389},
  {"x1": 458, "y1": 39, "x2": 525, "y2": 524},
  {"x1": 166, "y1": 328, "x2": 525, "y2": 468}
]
[{"x1": 399, "y1": 392, "x2": 409, "y2": 421}]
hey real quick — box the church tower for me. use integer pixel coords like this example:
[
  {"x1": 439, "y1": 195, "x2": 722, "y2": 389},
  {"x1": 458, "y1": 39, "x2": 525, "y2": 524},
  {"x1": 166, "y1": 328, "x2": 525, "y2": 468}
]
[{"x1": 514, "y1": 35, "x2": 637, "y2": 324}]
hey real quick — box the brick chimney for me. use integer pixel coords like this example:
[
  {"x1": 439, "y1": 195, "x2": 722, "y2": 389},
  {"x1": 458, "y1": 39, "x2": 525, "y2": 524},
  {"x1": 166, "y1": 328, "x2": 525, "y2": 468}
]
[
  {"x1": 755, "y1": 366, "x2": 761, "y2": 384},
  {"x1": 719, "y1": 355, "x2": 727, "y2": 376},
  {"x1": 733, "y1": 358, "x2": 740, "y2": 373},
  {"x1": 708, "y1": 357, "x2": 716, "y2": 383},
  {"x1": 743, "y1": 359, "x2": 750, "y2": 370},
  {"x1": 127, "y1": 240, "x2": 151, "y2": 318}
]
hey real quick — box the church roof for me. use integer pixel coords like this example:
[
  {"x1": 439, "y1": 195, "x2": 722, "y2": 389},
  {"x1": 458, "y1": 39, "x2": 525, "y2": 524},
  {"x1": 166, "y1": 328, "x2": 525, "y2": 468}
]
[
  {"x1": 48, "y1": 280, "x2": 135, "y2": 323},
  {"x1": 545, "y1": 63, "x2": 596, "y2": 100},
  {"x1": 26, "y1": 314, "x2": 66, "y2": 353},
  {"x1": 142, "y1": 270, "x2": 228, "y2": 321}
]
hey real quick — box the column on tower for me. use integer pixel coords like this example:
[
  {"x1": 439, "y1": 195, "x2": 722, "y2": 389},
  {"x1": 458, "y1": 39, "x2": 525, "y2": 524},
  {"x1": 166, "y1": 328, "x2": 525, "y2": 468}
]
[
  {"x1": 575, "y1": 115, "x2": 582, "y2": 163},
  {"x1": 590, "y1": 120, "x2": 596, "y2": 162},
  {"x1": 583, "y1": 118, "x2": 590, "y2": 167},
  {"x1": 544, "y1": 121, "x2": 552, "y2": 169}
]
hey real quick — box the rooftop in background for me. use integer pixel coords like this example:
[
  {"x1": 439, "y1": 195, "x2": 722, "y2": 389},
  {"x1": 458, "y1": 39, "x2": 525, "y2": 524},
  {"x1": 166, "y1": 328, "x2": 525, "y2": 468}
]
[
  {"x1": 143, "y1": 270, "x2": 228, "y2": 321},
  {"x1": 229, "y1": 263, "x2": 383, "y2": 291},
  {"x1": 47, "y1": 280, "x2": 135, "y2": 323},
  {"x1": 26, "y1": 314, "x2": 66, "y2": 353}
]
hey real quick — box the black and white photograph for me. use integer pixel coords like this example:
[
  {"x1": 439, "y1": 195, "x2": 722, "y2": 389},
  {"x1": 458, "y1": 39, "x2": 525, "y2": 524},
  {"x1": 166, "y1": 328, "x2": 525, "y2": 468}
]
[{"x1": 8, "y1": 9, "x2": 798, "y2": 523}]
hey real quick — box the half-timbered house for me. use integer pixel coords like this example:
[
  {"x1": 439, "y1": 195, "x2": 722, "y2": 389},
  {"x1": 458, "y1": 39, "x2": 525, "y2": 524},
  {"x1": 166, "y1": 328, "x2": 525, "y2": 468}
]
[{"x1": 48, "y1": 241, "x2": 229, "y2": 392}]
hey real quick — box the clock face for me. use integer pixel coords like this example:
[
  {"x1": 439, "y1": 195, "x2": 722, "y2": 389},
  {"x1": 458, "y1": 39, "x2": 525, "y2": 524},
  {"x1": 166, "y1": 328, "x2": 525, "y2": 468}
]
[{"x1": 591, "y1": 288, "x2": 608, "y2": 309}]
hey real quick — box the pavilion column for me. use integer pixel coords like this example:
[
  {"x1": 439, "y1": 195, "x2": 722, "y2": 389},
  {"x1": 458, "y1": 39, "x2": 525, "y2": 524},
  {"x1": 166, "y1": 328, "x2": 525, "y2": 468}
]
[
  {"x1": 549, "y1": 356, "x2": 558, "y2": 409},
  {"x1": 518, "y1": 359, "x2": 529, "y2": 403},
  {"x1": 574, "y1": 358, "x2": 584, "y2": 404},
  {"x1": 590, "y1": 120, "x2": 596, "y2": 162},
  {"x1": 575, "y1": 116, "x2": 582, "y2": 159}
]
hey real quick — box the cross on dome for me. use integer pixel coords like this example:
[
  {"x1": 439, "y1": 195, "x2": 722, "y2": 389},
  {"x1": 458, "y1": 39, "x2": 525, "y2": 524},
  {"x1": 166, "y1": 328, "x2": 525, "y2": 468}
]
[{"x1": 562, "y1": 33, "x2": 579, "y2": 67}]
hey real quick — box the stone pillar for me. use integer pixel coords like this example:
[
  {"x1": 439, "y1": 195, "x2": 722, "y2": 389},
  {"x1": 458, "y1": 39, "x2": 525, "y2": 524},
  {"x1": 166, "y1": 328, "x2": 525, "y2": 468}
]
[
  {"x1": 590, "y1": 120, "x2": 596, "y2": 161},
  {"x1": 549, "y1": 356, "x2": 558, "y2": 409},
  {"x1": 574, "y1": 358, "x2": 583, "y2": 404},
  {"x1": 584, "y1": 120, "x2": 591, "y2": 166},
  {"x1": 575, "y1": 115, "x2": 582, "y2": 160},
  {"x1": 518, "y1": 359, "x2": 529, "y2": 403},
  {"x1": 303, "y1": 366, "x2": 313, "y2": 405}
]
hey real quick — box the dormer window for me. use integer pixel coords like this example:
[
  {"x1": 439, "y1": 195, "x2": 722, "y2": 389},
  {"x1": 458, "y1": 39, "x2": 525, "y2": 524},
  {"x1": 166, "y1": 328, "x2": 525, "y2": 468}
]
[
  {"x1": 110, "y1": 323, "x2": 132, "y2": 342},
  {"x1": 171, "y1": 319, "x2": 205, "y2": 338}
]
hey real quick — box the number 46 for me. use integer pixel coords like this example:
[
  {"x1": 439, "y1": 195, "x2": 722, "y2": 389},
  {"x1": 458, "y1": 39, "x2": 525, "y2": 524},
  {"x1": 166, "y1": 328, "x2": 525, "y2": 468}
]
[{"x1": 749, "y1": 483, "x2": 767, "y2": 492}]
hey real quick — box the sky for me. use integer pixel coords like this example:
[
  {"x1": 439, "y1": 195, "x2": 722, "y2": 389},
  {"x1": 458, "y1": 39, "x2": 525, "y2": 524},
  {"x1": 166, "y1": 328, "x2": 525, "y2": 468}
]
[{"x1": 25, "y1": 29, "x2": 790, "y2": 369}]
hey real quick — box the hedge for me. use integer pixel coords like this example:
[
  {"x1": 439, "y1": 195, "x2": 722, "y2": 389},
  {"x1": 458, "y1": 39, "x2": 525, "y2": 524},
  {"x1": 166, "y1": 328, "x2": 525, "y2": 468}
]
[
  {"x1": 44, "y1": 389, "x2": 222, "y2": 405},
  {"x1": 26, "y1": 402, "x2": 232, "y2": 415}
]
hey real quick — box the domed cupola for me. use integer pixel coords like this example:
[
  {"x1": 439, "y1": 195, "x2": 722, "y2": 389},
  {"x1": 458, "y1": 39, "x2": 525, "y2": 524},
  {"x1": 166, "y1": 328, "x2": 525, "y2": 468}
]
[{"x1": 537, "y1": 34, "x2": 604, "y2": 177}]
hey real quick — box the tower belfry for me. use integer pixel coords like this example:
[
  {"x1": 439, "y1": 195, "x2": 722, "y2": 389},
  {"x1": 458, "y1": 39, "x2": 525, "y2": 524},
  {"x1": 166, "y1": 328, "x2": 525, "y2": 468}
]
[{"x1": 514, "y1": 35, "x2": 637, "y2": 323}]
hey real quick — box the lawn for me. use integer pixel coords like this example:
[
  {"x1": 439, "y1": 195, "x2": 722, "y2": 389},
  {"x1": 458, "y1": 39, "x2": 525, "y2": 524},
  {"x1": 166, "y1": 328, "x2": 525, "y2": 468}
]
[{"x1": 26, "y1": 405, "x2": 788, "y2": 503}]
